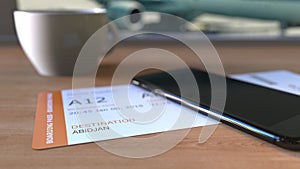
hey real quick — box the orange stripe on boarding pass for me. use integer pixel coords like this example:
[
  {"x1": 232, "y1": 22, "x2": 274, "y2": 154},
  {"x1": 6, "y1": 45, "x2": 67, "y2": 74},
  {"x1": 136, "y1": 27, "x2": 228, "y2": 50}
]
[{"x1": 32, "y1": 91, "x2": 68, "y2": 149}]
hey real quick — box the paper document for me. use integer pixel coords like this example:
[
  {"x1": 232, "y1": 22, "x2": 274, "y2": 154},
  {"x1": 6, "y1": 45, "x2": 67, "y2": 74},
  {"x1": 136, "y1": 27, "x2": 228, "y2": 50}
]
[
  {"x1": 230, "y1": 70, "x2": 300, "y2": 96},
  {"x1": 32, "y1": 85, "x2": 218, "y2": 149}
]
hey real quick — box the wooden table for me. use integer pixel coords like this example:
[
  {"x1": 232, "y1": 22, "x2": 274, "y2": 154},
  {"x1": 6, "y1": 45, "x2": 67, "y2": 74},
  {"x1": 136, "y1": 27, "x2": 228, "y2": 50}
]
[{"x1": 1, "y1": 44, "x2": 300, "y2": 169}]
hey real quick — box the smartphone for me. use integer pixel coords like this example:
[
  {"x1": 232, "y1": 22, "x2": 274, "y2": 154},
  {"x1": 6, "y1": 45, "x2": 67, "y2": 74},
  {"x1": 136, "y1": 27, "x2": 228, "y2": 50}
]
[{"x1": 132, "y1": 68, "x2": 300, "y2": 150}]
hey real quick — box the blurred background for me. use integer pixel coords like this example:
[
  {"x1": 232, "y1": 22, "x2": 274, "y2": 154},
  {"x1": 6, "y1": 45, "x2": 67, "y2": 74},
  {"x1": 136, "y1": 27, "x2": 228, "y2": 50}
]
[{"x1": 3, "y1": 0, "x2": 300, "y2": 45}]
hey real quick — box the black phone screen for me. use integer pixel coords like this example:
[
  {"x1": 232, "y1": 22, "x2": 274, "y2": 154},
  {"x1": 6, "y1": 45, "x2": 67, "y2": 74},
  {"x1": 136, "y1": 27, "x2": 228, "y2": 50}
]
[{"x1": 134, "y1": 68, "x2": 300, "y2": 139}]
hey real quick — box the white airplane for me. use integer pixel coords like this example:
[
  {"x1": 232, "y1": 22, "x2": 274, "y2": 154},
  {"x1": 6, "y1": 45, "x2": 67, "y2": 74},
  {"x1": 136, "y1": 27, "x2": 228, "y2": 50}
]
[{"x1": 96, "y1": 0, "x2": 300, "y2": 29}]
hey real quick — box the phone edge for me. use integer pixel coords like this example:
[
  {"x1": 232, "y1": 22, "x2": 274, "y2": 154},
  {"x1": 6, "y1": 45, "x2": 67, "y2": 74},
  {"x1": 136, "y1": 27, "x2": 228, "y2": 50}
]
[{"x1": 132, "y1": 79, "x2": 300, "y2": 150}]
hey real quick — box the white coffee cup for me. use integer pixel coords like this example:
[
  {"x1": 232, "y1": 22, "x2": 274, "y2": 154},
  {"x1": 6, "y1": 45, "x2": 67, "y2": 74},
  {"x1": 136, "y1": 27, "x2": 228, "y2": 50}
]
[{"x1": 14, "y1": 9, "x2": 118, "y2": 76}]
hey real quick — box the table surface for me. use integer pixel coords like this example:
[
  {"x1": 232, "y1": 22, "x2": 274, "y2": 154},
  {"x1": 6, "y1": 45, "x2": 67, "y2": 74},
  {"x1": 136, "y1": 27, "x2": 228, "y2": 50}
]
[{"x1": 1, "y1": 44, "x2": 300, "y2": 169}]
